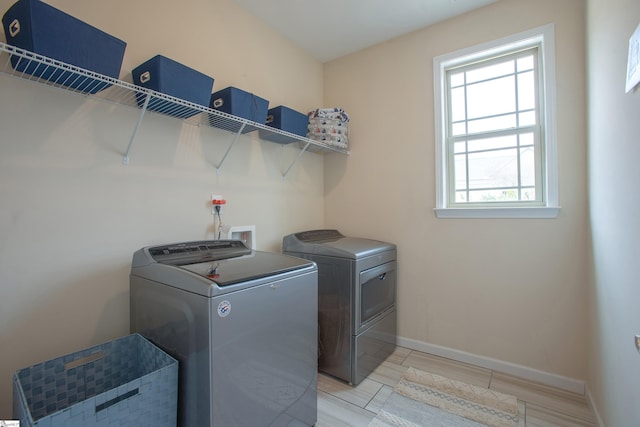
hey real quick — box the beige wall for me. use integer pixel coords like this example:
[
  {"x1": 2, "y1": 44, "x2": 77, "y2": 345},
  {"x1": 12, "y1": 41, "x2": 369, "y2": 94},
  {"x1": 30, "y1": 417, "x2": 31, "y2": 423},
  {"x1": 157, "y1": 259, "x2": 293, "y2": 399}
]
[
  {"x1": 587, "y1": 0, "x2": 640, "y2": 424},
  {"x1": 0, "y1": 0, "x2": 325, "y2": 417},
  {"x1": 324, "y1": 0, "x2": 589, "y2": 383}
]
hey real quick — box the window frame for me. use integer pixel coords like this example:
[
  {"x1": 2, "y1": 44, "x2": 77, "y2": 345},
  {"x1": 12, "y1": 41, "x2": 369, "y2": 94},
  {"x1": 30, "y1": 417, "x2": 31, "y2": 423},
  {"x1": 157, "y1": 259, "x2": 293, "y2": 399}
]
[{"x1": 433, "y1": 24, "x2": 560, "y2": 219}]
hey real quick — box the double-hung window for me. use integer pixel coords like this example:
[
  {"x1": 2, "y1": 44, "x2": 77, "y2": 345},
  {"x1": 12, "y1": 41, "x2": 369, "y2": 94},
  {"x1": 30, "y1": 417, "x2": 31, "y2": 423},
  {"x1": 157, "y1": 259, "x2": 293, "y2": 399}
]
[{"x1": 433, "y1": 25, "x2": 559, "y2": 218}]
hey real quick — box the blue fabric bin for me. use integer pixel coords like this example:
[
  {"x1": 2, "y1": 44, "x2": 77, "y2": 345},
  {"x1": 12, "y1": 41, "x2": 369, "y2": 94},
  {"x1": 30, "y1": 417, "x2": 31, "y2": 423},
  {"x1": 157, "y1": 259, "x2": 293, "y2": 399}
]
[
  {"x1": 132, "y1": 55, "x2": 214, "y2": 119},
  {"x1": 259, "y1": 105, "x2": 309, "y2": 144},
  {"x1": 2, "y1": 0, "x2": 126, "y2": 94},
  {"x1": 209, "y1": 86, "x2": 269, "y2": 133},
  {"x1": 13, "y1": 333, "x2": 178, "y2": 427}
]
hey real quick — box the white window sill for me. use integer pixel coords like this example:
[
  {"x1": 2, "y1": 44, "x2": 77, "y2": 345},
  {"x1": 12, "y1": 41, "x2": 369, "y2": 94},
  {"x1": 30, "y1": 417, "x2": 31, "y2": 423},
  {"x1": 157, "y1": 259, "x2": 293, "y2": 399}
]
[{"x1": 434, "y1": 206, "x2": 560, "y2": 219}]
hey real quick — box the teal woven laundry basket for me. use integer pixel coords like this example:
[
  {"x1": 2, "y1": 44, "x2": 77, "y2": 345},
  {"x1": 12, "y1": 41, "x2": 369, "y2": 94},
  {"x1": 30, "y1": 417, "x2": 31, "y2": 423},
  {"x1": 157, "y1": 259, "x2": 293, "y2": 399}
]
[{"x1": 13, "y1": 333, "x2": 178, "y2": 427}]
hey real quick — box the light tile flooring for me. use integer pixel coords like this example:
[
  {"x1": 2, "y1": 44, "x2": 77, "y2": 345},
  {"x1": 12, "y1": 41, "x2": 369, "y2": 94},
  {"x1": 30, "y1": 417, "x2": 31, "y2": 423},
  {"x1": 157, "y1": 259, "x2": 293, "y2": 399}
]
[{"x1": 316, "y1": 346, "x2": 598, "y2": 427}]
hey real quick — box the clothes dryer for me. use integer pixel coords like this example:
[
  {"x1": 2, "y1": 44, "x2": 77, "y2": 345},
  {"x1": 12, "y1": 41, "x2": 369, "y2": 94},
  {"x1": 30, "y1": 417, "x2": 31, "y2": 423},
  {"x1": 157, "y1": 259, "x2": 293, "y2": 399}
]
[{"x1": 283, "y1": 230, "x2": 396, "y2": 385}]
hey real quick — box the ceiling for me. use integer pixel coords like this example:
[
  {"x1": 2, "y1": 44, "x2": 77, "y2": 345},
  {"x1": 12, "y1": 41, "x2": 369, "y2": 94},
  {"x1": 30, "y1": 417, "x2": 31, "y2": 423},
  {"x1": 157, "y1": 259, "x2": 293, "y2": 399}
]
[{"x1": 232, "y1": 0, "x2": 498, "y2": 62}]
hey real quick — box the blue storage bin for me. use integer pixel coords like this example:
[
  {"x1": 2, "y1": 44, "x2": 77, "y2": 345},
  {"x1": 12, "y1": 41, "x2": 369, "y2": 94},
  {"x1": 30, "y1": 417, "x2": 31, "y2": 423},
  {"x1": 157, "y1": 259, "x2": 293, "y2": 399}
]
[
  {"x1": 209, "y1": 86, "x2": 269, "y2": 133},
  {"x1": 259, "y1": 106, "x2": 309, "y2": 144},
  {"x1": 2, "y1": 0, "x2": 126, "y2": 94},
  {"x1": 132, "y1": 55, "x2": 214, "y2": 119},
  {"x1": 13, "y1": 333, "x2": 178, "y2": 427}
]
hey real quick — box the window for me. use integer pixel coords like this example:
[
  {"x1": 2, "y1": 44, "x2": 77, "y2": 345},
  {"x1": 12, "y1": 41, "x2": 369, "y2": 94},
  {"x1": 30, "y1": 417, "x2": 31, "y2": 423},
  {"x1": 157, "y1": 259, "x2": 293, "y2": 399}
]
[{"x1": 433, "y1": 25, "x2": 559, "y2": 218}]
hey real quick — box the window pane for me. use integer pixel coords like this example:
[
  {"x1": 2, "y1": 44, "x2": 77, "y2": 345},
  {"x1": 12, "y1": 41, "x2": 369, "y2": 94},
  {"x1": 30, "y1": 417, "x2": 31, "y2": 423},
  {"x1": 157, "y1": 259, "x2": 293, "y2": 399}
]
[
  {"x1": 454, "y1": 141, "x2": 466, "y2": 154},
  {"x1": 467, "y1": 148, "x2": 518, "y2": 189},
  {"x1": 522, "y1": 187, "x2": 536, "y2": 201},
  {"x1": 466, "y1": 75, "x2": 515, "y2": 119},
  {"x1": 456, "y1": 191, "x2": 468, "y2": 202},
  {"x1": 467, "y1": 114, "x2": 517, "y2": 133},
  {"x1": 520, "y1": 146, "x2": 536, "y2": 187},
  {"x1": 517, "y1": 70, "x2": 536, "y2": 110},
  {"x1": 452, "y1": 121, "x2": 467, "y2": 136},
  {"x1": 520, "y1": 132, "x2": 534, "y2": 147},
  {"x1": 467, "y1": 134, "x2": 518, "y2": 152},
  {"x1": 517, "y1": 55, "x2": 534, "y2": 72},
  {"x1": 518, "y1": 111, "x2": 536, "y2": 126},
  {"x1": 450, "y1": 72, "x2": 465, "y2": 87},
  {"x1": 465, "y1": 60, "x2": 514, "y2": 84},
  {"x1": 468, "y1": 189, "x2": 519, "y2": 202},
  {"x1": 451, "y1": 87, "x2": 466, "y2": 122},
  {"x1": 454, "y1": 153, "x2": 467, "y2": 190}
]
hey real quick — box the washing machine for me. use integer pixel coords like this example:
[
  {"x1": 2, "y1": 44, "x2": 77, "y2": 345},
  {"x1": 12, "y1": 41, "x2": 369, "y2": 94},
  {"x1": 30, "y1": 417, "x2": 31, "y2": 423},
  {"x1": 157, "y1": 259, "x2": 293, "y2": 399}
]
[
  {"x1": 129, "y1": 240, "x2": 318, "y2": 427},
  {"x1": 283, "y1": 229, "x2": 397, "y2": 385}
]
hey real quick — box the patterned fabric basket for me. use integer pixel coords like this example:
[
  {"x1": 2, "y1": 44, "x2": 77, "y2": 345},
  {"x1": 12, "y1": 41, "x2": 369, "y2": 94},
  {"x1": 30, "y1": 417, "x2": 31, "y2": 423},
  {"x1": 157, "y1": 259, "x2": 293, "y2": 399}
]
[
  {"x1": 307, "y1": 108, "x2": 349, "y2": 149},
  {"x1": 13, "y1": 333, "x2": 178, "y2": 427}
]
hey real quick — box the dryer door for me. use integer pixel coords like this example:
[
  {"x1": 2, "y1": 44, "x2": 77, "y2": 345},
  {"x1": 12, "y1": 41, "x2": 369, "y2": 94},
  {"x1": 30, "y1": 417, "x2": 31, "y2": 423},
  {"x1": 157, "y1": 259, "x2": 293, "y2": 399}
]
[{"x1": 356, "y1": 260, "x2": 396, "y2": 335}]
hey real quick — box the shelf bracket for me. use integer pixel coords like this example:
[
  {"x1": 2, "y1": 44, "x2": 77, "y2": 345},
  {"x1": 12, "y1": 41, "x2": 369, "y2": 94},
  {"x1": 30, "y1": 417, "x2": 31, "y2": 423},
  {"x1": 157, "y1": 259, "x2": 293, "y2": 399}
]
[
  {"x1": 215, "y1": 122, "x2": 246, "y2": 175},
  {"x1": 282, "y1": 140, "x2": 312, "y2": 179},
  {"x1": 123, "y1": 93, "x2": 151, "y2": 165}
]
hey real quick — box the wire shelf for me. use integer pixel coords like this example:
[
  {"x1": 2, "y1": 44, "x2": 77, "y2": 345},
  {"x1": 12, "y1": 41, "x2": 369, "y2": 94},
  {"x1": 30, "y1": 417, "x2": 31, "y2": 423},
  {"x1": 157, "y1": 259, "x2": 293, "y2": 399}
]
[{"x1": 0, "y1": 42, "x2": 350, "y2": 177}]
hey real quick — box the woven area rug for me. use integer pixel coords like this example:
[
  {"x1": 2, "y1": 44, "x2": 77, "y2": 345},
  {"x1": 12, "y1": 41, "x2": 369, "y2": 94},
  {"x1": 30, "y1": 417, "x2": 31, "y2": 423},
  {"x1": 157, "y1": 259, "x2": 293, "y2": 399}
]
[{"x1": 369, "y1": 367, "x2": 519, "y2": 427}]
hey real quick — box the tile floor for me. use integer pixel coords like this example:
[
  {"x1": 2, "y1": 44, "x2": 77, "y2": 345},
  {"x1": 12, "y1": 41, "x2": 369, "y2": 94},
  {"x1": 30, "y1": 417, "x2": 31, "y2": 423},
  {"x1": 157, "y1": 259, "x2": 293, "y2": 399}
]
[{"x1": 316, "y1": 346, "x2": 598, "y2": 427}]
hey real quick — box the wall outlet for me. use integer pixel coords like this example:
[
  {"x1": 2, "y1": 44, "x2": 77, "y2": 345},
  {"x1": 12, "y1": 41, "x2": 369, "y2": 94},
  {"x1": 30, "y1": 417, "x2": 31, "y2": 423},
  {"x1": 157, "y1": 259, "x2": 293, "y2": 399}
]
[{"x1": 211, "y1": 194, "x2": 225, "y2": 215}]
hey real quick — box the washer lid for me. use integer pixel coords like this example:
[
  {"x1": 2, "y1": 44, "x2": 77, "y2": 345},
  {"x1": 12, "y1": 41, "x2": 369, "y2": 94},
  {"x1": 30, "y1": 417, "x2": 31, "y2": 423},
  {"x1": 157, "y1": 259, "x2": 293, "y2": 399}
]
[
  {"x1": 178, "y1": 250, "x2": 313, "y2": 287},
  {"x1": 283, "y1": 229, "x2": 396, "y2": 259},
  {"x1": 141, "y1": 240, "x2": 314, "y2": 288}
]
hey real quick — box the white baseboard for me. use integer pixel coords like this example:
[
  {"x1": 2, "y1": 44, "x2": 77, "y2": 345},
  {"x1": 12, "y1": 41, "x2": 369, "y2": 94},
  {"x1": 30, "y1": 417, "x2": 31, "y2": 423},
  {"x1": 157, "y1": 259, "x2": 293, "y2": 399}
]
[
  {"x1": 585, "y1": 385, "x2": 604, "y2": 427},
  {"x1": 397, "y1": 336, "x2": 586, "y2": 395}
]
